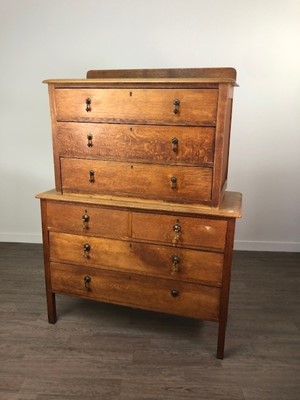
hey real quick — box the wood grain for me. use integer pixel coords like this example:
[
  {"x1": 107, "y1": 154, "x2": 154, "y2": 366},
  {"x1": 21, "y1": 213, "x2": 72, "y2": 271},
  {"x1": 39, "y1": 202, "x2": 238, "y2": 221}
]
[
  {"x1": 60, "y1": 158, "x2": 213, "y2": 204},
  {"x1": 36, "y1": 189, "x2": 243, "y2": 219},
  {"x1": 56, "y1": 122, "x2": 215, "y2": 166},
  {"x1": 86, "y1": 67, "x2": 237, "y2": 81},
  {"x1": 50, "y1": 262, "x2": 220, "y2": 321},
  {"x1": 46, "y1": 201, "x2": 130, "y2": 239},
  {"x1": 49, "y1": 232, "x2": 224, "y2": 286},
  {"x1": 55, "y1": 88, "x2": 218, "y2": 126},
  {"x1": 132, "y1": 212, "x2": 227, "y2": 250}
]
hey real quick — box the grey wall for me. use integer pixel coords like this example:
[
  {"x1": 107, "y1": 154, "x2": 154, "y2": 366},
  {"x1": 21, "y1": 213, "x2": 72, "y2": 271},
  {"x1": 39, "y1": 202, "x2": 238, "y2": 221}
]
[{"x1": 0, "y1": 0, "x2": 299, "y2": 251}]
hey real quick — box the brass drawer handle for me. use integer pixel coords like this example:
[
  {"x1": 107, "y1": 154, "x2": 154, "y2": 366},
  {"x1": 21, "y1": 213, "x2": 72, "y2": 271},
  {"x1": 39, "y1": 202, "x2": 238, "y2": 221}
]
[
  {"x1": 171, "y1": 137, "x2": 178, "y2": 153},
  {"x1": 172, "y1": 223, "x2": 181, "y2": 244},
  {"x1": 171, "y1": 289, "x2": 179, "y2": 298},
  {"x1": 173, "y1": 99, "x2": 180, "y2": 114},
  {"x1": 84, "y1": 275, "x2": 91, "y2": 290},
  {"x1": 173, "y1": 223, "x2": 181, "y2": 233},
  {"x1": 89, "y1": 170, "x2": 95, "y2": 183},
  {"x1": 82, "y1": 213, "x2": 90, "y2": 230},
  {"x1": 85, "y1": 98, "x2": 92, "y2": 112},
  {"x1": 83, "y1": 243, "x2": 91, "y2": 258},
  {"x1": 170, "y1": 176, "x2": 177, "y2": 190},
  {"x1": 171, "y1": 255, "x2": 180, "y2": 273},
  {"x1": 87, "y1": 133, "x2": 93, "y2": 147}
]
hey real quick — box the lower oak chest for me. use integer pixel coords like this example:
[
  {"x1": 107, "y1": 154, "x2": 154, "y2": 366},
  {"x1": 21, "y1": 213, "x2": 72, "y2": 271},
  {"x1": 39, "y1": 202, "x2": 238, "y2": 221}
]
[{"x1": 37, "y1": 189, "x2": 242, "y2": 359}]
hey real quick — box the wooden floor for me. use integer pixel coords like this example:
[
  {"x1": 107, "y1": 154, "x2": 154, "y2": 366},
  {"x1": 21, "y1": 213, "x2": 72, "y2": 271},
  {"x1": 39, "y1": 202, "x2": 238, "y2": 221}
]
[{"x1": 0, "y1": 243, "x2": 299, "y2": 400}]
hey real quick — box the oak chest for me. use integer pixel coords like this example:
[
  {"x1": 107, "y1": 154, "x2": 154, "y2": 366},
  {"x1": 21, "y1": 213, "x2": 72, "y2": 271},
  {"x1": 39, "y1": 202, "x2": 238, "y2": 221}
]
[{"x1": 37, "y1": 68, "x2": 242, "y2": 358}]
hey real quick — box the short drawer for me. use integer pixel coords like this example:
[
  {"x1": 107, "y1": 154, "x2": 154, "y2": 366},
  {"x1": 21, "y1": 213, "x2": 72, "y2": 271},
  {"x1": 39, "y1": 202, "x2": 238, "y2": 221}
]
[
  {"x1": 55, "y1": 88, "x2": 218, "y2": 126},
  {"x1": 56, "y1": 122, "x2": 215, "y2": 166},
  {"x1": 46, "y1": 201, "x2": 129, "y2": 239},
  {"x1": 60, "y1": 158, "x2": 213, "y2": 204},
  {"x1": 49, "y1": 232, "x2": 224, "y2": 285},
  {"x1": 50, "y1": 262, "x2": 220, "y2": 320},
  {"x1": 132, "y1": 212, "x2": 227, "y2": 250}
]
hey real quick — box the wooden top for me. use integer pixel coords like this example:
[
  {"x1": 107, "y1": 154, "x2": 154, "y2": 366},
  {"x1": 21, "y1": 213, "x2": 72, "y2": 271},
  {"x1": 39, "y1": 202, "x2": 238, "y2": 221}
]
[
  {"x1": 36, "y1": 190, "x2": 242, "y2": 218},
  {"x1": 43, "y1": 67, "x2": 237, "y2": 86},
  {"x1": 87, "y1": 67, "x2": 237, "y2": 80}
]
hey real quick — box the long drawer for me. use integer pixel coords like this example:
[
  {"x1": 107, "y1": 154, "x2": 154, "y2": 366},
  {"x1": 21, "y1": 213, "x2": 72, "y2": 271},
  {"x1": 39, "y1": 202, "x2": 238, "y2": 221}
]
[
  {"x1": 49, "y1": 232, "x2": 224, "y2": 285},
  {"x1": 56, "y1": 122, "x2": 215, "y2": 166},
  {"x1": 54, "y1": 88, "x2": 218, "y2": 126},
  {"x1": 50, "y1": 262, "x2": 221, "y2": 320},
  {"x1": 60, "y1": 158, "x2": 213, "y2": 203}
]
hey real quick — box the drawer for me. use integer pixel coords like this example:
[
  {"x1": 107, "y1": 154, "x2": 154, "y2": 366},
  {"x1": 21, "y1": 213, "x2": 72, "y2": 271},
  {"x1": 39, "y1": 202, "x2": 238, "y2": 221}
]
[
  {"x1": 132, "y1": 212, "x2": 227, "y2": 250},
  {"x1": 60, "y1": 158, "x2": 213, "y2": 204},
  {"x1": 46, "y1": 201, "x2": 129, "y2": 239},
  {"x1": 56, "y1": 122, "x2": 215, "y2": 166},
  {"x1": 50, "y1": 262, "x2": 220, "y2": 320},
  {"x1": 49, "y1": 232, "x2": 224, "y2": 285},
  {"x1": 55, "y1": 88, "x2": 218, "y2": 126}
]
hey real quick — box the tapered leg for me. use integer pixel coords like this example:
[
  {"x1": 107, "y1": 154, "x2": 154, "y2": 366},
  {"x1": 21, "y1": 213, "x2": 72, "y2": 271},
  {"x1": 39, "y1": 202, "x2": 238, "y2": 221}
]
[
  {"x1": 216, "y1": 218, "x2": 236, "y2": 359},
  {"x1": 46, "y1": 291, "x2": 57, "y2": 324},
  {"x1": 217, "y1": 319, "x2": 226, "y2": 359}
]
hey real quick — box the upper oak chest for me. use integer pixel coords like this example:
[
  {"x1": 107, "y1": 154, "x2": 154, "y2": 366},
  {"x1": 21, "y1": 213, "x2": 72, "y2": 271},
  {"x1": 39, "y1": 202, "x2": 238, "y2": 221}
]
[{"x1": 45, "y1": 67, "x2": 236, "y2": 206}]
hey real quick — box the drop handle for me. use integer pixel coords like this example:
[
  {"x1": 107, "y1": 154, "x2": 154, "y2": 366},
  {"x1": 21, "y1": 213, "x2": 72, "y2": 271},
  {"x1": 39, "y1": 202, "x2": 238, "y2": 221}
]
[
  {"x1": 85, "y1": 98, "x2": 92, "y2": 112},
  {"x1": 82, "y1": 213, "x2": 90, "y2": 230},
  {"x1": 84, "y1": 275, "x2": 91, "y2": 290},
  {"x1": 171, "y1": 137, "x2": 179, "y2": 153},
  {"x1": 170, "y1": 176, "x2": 177, "y2": 190},
  {"x1": 89, "y1": 170, "x2": 95, "y2": 183},
  {"x1": 173, "y1": 99, "x2": 180, "y2": 114},
  {"x1": 171, "y1": 255, "x2": 180, "y2": 273},
  {"x1": 172, "y1": 223, "x2": 181, "y2": 244},
  {"x1": 87, "y1": 133, "x2": 93, "y2": 147},
  {"x1": 83, "y1": 243, "x2": 91, "y2": 258}
]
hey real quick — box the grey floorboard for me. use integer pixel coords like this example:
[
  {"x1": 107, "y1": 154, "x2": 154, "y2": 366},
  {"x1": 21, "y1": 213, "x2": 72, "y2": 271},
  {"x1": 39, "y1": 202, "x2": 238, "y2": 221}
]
[{"x1": 0, "y1": 243, "x2": 299, "y2": 399}]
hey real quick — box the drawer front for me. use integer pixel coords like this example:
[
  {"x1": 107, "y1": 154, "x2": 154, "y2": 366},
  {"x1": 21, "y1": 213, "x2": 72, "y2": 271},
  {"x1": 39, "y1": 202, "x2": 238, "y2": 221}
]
[
  {"x1": 55, "y1": 88, "x2": 218, "y2": 126},
  {"x1": 132, "y1": 212, "x2": 227, "y2": 250},
  {"x1": 49, "y1": 232, "x2": 224, "y2": 285},
  {"x1": 50, "y1": 262, "x2": 220, "y2": 320},
  {"x1": 46, "y1": 202, "x2": 129, "y2": 239},
  {"x1": 56, "y1": 122, "x2": 215, "y2": 166},
  {"x1": 60, "y1": 158, "x2": 213, "y2": 203}
]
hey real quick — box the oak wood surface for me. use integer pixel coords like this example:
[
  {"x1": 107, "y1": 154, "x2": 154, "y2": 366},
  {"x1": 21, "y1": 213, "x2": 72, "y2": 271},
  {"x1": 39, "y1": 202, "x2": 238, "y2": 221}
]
[
  {"x1": 131, "y1": 212, "x2": 227, "y2": 250},
  {"x1": 56, "y1": 122, "x2": 215, "y2": 166},
  {"x1": 60, "y1": 158, "x2": 213, "y2": 203},
  {"x1": 86, "y1": 67, "x2": 237, "y2": 80},
  {"x1": 46, "y1": 201, "x2": 130, "y2": 239},
  {"x1": 36, "y1": 189, "x2": 242, "y2": 218},
  {"x1": 49, "y1": 232, "x2": 224, "y2": 286},
  {"x1": 45, "y1": 69, "x2": 236, "y2": 207},
  {"x1": 55, "y1": 88, "x2": 218, "y2": 126},
  {"x1": 50, "y1": 262, "x2": 220, "y2": 321}
]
